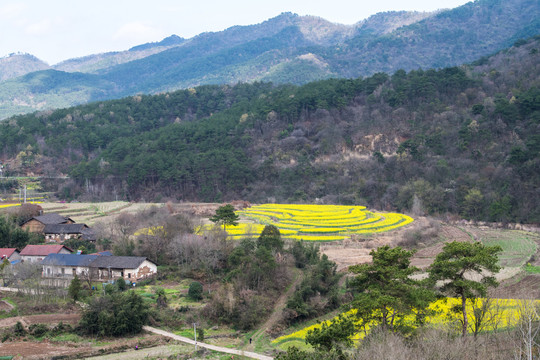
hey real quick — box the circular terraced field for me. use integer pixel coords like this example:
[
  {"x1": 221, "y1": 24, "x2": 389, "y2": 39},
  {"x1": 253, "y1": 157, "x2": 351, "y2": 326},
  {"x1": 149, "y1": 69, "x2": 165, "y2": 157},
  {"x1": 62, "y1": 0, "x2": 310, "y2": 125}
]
[{"x1": 212, "y1": 204, "x2": 414, "y2": 241}]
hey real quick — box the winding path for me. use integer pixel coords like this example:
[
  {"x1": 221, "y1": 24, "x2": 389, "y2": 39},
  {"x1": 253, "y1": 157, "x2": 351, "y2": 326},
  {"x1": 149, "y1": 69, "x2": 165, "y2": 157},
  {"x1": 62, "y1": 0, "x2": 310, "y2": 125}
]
[
  {"x1": 244, "y1": 268, "x2": 303, "y2": 352},
  {"x1": 143, "y1": 326, "x2": 273, "y2": 360}
]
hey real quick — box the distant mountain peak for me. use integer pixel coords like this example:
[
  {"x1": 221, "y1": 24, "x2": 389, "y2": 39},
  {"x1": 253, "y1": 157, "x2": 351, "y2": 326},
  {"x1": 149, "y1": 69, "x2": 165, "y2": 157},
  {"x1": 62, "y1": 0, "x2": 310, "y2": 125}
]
[
  {"x1": 0, "y1": 53, "x2": 50, "y2": 82},
  {"x1": 129, "y1": 34, "x2": 186, "y2": 52}
]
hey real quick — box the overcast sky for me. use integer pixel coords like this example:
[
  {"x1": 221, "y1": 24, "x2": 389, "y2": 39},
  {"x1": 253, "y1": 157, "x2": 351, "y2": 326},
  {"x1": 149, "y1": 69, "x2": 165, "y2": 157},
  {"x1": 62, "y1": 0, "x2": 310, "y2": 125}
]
[{"x1": 1, "y1": 0, "x2": 471, "y2": 65}]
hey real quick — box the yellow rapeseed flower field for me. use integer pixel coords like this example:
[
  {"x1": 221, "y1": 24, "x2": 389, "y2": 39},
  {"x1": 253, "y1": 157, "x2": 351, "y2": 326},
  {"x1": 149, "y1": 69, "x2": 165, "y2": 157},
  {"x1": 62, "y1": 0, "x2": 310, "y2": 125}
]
[
  {"x1": 200, "y1": 204, "x2": 414, "y2": 241},
  {"x1": 273, "y1": 298, "x2": 540, "y2": 348}
]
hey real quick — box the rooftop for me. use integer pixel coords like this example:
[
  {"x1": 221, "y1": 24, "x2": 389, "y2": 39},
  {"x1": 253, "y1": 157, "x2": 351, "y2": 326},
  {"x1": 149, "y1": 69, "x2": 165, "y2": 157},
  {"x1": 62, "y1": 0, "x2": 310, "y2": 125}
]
[
  {"x1": 43, "y1": 223, "x2": 88, "y2": 234},
  {"x1": 41, "y1": 253, "x2": 98, "y2": 267},
  {"x1": 0, "y1": 248, "x2": 18, "y2": 259},
  {"x1": 20, "y1": 244, "x2": 73, "y2": 256},
  {"x1": 30, "y1": 213, "x2": 71, "y2": 225}
]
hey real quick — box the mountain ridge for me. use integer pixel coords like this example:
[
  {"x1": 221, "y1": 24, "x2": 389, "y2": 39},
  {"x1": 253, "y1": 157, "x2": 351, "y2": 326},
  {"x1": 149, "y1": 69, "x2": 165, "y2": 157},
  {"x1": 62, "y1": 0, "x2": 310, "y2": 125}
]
[
  {"x1": 1, "y1": 35, "x2": 538, "y2": 223},
  {"x1": 0, "y1": 0, "x2": 538, "y2": 119}
]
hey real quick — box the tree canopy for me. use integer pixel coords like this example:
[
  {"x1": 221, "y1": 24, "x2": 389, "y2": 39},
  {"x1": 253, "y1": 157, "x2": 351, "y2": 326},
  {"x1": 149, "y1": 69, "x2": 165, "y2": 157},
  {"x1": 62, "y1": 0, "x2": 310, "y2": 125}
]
[
  {"x1": 257, "y1": 224, "x2": 284, "y2": 252},
  {"x1": 349, "y1": 246, "x2": 434, "y2": 333},
  {"x1": 78, "y1": 290, "x2": 149, "y2": 337},
  {"x1": 209, "y1": 204, "x2": 239, "y2": 231},
  {"x1": 428, "y1": 241, "x2": 502, "y2": 337}
]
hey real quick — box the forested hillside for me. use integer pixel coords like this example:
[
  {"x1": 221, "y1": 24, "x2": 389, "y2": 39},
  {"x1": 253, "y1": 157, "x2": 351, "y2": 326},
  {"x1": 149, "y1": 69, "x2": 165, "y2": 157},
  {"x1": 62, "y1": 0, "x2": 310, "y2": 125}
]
[
  {"x1": 0, "y1": 0, "x2": 538, "y2": 119},
  {"x1": 1, "y1": 37, "x2": 539, "y2": 223}
]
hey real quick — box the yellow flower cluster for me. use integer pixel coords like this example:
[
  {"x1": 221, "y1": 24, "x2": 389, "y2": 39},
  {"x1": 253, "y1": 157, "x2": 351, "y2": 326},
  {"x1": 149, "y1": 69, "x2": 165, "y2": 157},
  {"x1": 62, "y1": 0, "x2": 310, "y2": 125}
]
[
  {"x1": 235, "y1": 204, "x2": 413, "y2": 241},
  {"x1": 0, "y1": 203, "x2": 21, "y2": 209},
  {"x1": 134, "y1": 226, "x2": 164, "y2": 236},
  {"x1": 273, "y1": 298, "x2": 540, "y2": 346}
]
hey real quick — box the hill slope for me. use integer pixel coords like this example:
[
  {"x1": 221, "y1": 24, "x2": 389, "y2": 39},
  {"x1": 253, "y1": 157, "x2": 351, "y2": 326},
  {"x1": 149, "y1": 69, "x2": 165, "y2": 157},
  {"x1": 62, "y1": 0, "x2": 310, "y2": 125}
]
[
  {"x1": 1, "y1": 36, "x2": 539, "y2": 223},
  {"x1": 0, "y1": 0, "x2": 538, "y2": 119},
  {"x1": 0, "y1": 54, "x2": 50, "y2": 82}
]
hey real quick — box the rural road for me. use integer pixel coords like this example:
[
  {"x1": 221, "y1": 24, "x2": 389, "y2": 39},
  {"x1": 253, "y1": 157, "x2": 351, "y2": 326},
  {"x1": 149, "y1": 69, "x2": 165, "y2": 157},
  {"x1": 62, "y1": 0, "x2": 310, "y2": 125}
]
[{"x1": 143, "y1": 326, "x2": 274, "y2": 360}]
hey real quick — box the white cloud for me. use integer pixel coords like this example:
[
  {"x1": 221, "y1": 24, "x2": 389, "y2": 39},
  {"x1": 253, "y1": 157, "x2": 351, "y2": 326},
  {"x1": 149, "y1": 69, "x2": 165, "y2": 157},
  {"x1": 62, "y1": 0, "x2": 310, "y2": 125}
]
[
  {"x1": 25, "y1": 19, "x2": 52, "y2": 35},
  {"x1": 113, "y1": 22, "x2": 164, "y2": 43},
  {"x1": 0, "y1": 3, "x2": 27, "y2": 19}
]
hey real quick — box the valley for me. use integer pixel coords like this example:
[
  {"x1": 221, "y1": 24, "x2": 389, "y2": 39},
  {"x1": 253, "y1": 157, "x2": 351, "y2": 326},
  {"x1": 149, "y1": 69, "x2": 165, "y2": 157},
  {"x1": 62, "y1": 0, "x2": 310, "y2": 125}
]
[
  {"x1": 2, "y1": 201, "x2": 540, "y2": 359},
  {"x1": 0, "y1": 0, "x2": 539, "y2": 358}
]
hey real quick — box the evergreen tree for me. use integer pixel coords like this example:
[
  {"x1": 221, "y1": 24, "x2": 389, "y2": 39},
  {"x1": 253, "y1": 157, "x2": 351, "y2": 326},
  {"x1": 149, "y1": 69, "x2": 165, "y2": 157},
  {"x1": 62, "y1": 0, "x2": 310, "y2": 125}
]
[
  {"x1": 257, "y1": 225, "x2": 284, "y2": 252},
  {"x1": 209, "y1": 204, "x2": 239, "y2": 231},
  {"x1": 68, "y1": 275, "x2": 82, "y2": 302},
  {"x1": 349, "y1": 246, "x2": 434, "y2": 333},
  {"x1": 428, "y1": 241, "x2": 502, "y2": 337}
]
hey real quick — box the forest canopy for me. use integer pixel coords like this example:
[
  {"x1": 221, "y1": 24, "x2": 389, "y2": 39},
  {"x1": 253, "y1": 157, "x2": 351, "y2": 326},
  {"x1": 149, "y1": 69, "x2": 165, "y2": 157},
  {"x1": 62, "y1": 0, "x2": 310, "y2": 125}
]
[{"x1": 1, "y1": 37, "x2": 539, "y2": 223}]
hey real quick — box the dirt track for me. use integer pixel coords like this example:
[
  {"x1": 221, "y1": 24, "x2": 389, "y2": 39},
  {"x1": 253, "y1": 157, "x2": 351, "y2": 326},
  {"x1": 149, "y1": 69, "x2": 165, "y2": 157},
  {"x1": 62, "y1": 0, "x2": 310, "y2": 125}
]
[
  {"x1": 321, "y1": 222, "x2": 474, "y2": 272},
  {"x1": 0, "y1": 313, "x2": 80, "y2": 328},
  {"x1": 0, "y1": 334, "x2": 167, "y2": 360}
]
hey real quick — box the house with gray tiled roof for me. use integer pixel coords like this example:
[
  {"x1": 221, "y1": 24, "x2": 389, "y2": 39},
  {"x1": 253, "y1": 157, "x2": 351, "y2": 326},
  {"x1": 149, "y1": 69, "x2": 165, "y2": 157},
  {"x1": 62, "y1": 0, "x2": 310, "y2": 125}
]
[
  {"x1": 21, "y1": 212, "x2": 96, "y2": 243},
  {"x1": 43, "y1": 223, "x2": 95, "y2": 242},
  {"x1": 21, "y1": 213, "x2": 74, "y2": 233},
  {"x1": 88, "y1": 256, "x2": 157, "y2": 281},
  {"x1": 40, "y1": 254, "x2": 157, "y2": 284},
  {"x1": 41, "y1": 253, "x2": 98, "y2": 278}
]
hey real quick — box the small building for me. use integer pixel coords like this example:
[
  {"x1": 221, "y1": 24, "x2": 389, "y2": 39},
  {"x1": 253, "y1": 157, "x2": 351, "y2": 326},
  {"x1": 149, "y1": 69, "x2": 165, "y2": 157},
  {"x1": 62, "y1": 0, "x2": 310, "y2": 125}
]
[
  {"x1": 20, "y1": 244, "x2": 73, "y2": 263},
  {"x1": 0, "y1": 248, "x2": 21, "y2": 262},
  {"x1": 81, "y1": 227, "x2": 97, "y2": 242},
  {"x1": 89, "y1": 256, "x2": 157, "y2": 281},
  {"x1": 21, "y1": 213, "x2": 74, "y2": 233},
  {"x1": 40, "y1": 253, "x2": 157, "y2": 286},
  {"x1": 43, "y1": 223, "x2": 90, "y2": 242},
  {"x1": 41, "y1": 253, "x2": 98, "y2": 278}
]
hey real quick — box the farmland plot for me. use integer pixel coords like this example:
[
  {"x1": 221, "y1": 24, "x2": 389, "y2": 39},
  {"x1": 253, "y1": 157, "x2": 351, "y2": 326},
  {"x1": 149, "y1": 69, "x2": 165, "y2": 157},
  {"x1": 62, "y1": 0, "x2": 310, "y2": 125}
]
[{"x1": 202, "y1": 204, "x2": 414, "y2": 241}]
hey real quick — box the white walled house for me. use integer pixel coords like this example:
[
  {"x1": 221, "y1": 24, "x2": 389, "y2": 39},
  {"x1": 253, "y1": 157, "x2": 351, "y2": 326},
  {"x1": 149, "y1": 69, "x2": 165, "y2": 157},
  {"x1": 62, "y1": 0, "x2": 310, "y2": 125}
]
[
  {"x1": 20, "y1": 244, "x2": 73, "y2": 263},
  {"x1": 89, "y1": 256, "x2": 157, "y2": 281},
  {"x1": 41, "y1": 254, "x2": 98, "y2": 279},
  {"x1": 40, "y1": 254, "x2": 157, "y2": 284}
]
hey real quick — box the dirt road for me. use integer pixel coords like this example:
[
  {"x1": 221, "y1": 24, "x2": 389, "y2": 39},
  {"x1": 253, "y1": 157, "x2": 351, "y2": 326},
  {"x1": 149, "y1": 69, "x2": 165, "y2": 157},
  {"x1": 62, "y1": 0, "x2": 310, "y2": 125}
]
[
  {"x1": 0, "y1": 313, "x2": 80, "y2": 328},
  {"x1": 244, "y1": 268, "x2": 303, "y2": 352},
  {"x1": 143, "y1": 326, "x2": 274, "y2": 360}
]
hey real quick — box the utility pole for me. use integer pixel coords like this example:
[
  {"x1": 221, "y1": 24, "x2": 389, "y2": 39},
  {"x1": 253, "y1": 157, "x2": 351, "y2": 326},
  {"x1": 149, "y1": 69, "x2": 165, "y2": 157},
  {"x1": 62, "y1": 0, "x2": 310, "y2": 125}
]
[
  {"x1": 193, "y1": 322, "x2": 198, "y2": 351},
  {"x1": 24, "y1": 184, "x2": 27, "y2": 203}
]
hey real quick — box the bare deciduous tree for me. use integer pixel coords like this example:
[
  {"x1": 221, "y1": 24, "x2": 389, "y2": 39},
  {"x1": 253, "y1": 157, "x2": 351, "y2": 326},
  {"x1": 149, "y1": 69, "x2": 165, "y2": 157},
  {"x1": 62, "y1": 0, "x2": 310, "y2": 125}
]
[{"x1": 510, "y1": 299, "x2": 540, "y2": 360}]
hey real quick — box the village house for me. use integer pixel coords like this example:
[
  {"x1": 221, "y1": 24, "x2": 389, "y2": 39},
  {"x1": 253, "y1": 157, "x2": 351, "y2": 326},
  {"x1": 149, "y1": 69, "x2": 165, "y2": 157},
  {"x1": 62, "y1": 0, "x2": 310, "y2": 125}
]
[
  {"x1": 42, "y1": 253, "x2": 98, "y2": 279},
  {"x1": 88, "y1": 256, "x2": 157, "y2": 281},
  {"x1": 43, "y1": 223, "x2": 96, "y2": 242},
  {"x1": 0, "y1": 248, "x2": 21, "y2": 263},
  {"x1": 21, "y1": 213, "x2": 74, "y2": 233},
  {"x1": 20, "y1": 244, "x2": 73, "y2": 263},
  {"x1": 20, "y1": 212, "x2": 96, "y2": 244},
  {"x1": 40, "y1": 253, "x2": 157, "y2": 285}
]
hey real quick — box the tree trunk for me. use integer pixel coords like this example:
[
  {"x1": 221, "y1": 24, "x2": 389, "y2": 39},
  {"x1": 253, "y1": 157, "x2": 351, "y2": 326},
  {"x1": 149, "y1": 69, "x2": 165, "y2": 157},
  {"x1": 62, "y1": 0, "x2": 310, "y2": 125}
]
[{"x1": 461, "y1": 293, "x2": 468, "y2": 337}]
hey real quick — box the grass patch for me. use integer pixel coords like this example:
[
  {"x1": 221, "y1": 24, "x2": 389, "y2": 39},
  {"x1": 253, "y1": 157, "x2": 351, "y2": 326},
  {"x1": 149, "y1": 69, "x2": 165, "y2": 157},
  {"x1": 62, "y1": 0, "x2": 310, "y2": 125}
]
[
  {"x1": 275, "y1": 338, "x2": 311, "y2": 351},
  {"x1": 480, "y1": 230, "x2": 539, "y2": 267},
  {"x1": 50, "y1": 333, "x2": 85, "y2": 342},
  {"x1": 174, "y1": 329, "x2": 195, "y2": 339},
  {"x1": 524, "y1": 264, "x2": 540, "y2": 273}
]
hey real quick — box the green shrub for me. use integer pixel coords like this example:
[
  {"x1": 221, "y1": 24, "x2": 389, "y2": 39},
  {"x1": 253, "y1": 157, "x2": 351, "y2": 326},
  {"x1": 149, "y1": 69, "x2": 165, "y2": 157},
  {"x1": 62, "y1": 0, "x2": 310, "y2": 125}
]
[
  {"x1": 28, "y1": 323, "x2": 48, "y2": 338},
  {"x1": 78, "y1": 291, "x2": 149, "y2": 337},
  {"x1": 13, "y1": 321, "x2": 26, "y2": 337},
  {"x1": 188, "y1": 282, "x2": 203, "y2": 301}
]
